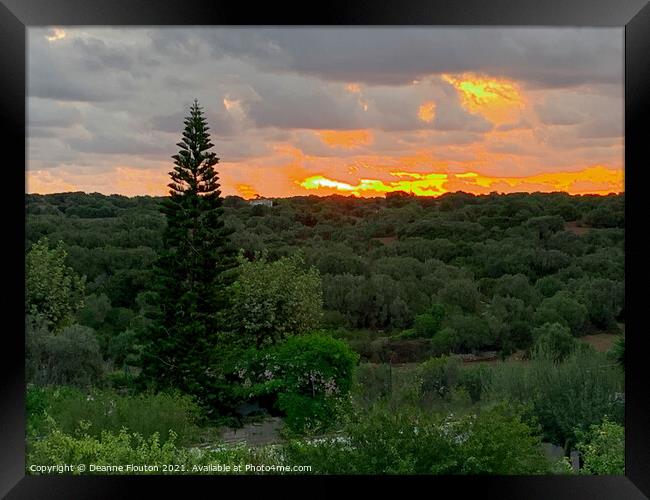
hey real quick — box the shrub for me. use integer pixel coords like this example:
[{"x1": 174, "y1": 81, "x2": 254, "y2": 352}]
[
  {"x1": 230, "y1": 253, "x2": 323, "y2": 347},
  {"x1": 351, "y1": 363, "x2": 394, "y2": 409},
  {"x1": 531, "y1": 323, "x2": 578, "y2": 362},
  {"x1": 28, "y1": 424, "x2": 186, "y2": 474},
  {"x1": 26, "y1": 237, "x2": 86, "y2": 330},
  {"x1": 419, "y1": 356, "x2": 461, "y2": 400},
  {"x1": 283, "y1": 404, "x2": 552, "y2": 474},
  {"x1": 576, "y1": 417, "x2": 625, "y2": 475},
  {"x1": 413, "y1": 304, "x2": 445, "y2": 337},
  {"x1": 27, "y1": 322, "x2": 104, "y2": 388},
  {"x1": 27, "y1": 423, "x2": 284, "y2": 475},
  {"x1": 457, "y1": 364, "x2": 492, "y2": 403},
  {"x1": 233, "y1": 334, "x2": 359, "y2": 434},
  {"x1": 27, "y1": 386, "x2": 202, "y2": 445},
  {"x1": 486, "y1": 349, "x2": 624, "y2": 448},
  {"x1": 534, "y1": 291, "x2": 588, "y2": 336},
  {"x1": 430, "y1": 327, "x2": 458, "y2": 356}
]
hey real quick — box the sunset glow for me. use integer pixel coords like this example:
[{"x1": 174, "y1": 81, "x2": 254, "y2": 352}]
[
  {"x1": 442, "y1": 73, "x2": 524, "y2": 123},
  {"x1": 27, "y1": 27, "x2": 624, "y2": 198},
  {"x1": 299, "y1": 165, "x2": 622, "y2": 198},
  {"x1": 418, "y1": 101, "x2": 437, "y2": 123},
  {"x1": 318, "y1": 130, "x2": 373, "y2": 149}
]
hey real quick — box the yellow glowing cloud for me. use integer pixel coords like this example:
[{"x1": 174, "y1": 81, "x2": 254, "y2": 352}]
[
  {"x1": 318, "y1": 130, "x2": 373, "y2": 149},
  {"x1": 298, "y1": 166, "x2": 622, "y2": 198},
  {"x1": 300, "y1": 172, "x2": 448, "y2": 197},
  {"x1": 418, "y1": 101, "x2": 436, "y2": 123},
  {"x1": 46, "y1": 28, "x2": 66, "y2": 42},
  {"x1": 442, "y1": 73, "x2": 523, "y2": 123},
  {"x1": 301, "y1": 176, "x2": 356, "y2": 191}
]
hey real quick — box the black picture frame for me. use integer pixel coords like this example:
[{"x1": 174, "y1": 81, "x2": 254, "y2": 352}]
[{"x1": 1, "y1": 1, "x2": 648, "y2": 497}]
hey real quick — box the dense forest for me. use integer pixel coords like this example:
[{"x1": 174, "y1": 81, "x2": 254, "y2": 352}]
[
  {"x1": 25, "y1": 102, "x2": 625, "y2": 476},
  {"x1": 26, "y1": 188, "x2": 625, "y2": 357}
]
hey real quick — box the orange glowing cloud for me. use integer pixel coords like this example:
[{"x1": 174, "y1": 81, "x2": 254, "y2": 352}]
[
  {"x1": 298, "y1": 165, "x2": 622, "y2": 198},
  {"x1": 236, "y1": 183, "x2": 258, "y2": 199},
  {"x1": 418, "y1": 101, "x2": 436, "y2": 123},
  {"x1": 318, "y1": 130, "x2": 373, "y2": 149},
  {"x1": 442, "y1": 73, "x2": 524, "y2": 123},
  {"x1": 26, "y1": 169, "x2": 77, "y2": 194},
  {"x1": 455, "y1": 165, "x2": 623, "y2": 195}
]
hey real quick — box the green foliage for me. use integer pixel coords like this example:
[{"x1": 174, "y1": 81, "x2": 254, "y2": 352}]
[
  {"x1": 28, "y1": 425, "x2": 186, "y2": 474},
  {"x1": 352, "y1": 363, "x2": 393, "y2": 408},
  {"x1": 574, "y1": 278, "x2": 624, "y2": 329},
  {"x1": 534, "y1": 291, "x2": 588, "y2": 336},
  {"x1": 419, "y1": 356, "x2": 461, "y2": 400},
  {"x1": 444, "y1": 313, "x2": 494, "y2": 353},
  {"x1": 430, "y1": 327, "x2": 459, "y2": 356},
  {"x1": 486, "y1": 348, "x2": 624, "y2": 447},
  {"x1": 233, "y1": 334, "x2": 358, "y2": 433},
  {"x1": 26, "y1": 237, "x2": 86, "y2": 330},
  {"x1": 26, "y1": 318, "x2": 104, "y2": 387},
  {"x1": 609, "y1": 334, "x2": 625, "y2": 369},
  {"x1": 456, "y1": 364, "x2": 493, "y2": 403},
  {"x1": 27, "y1": 386, "x2": 201, "y2": 446},
  {"x1": 576, "y1": 417, "x2": 625, "y2": 475},
  {"x1": 284, "y1": 404, "x2": 552, "y2": 474},
  {"x1": 532, "y1": 323, "x2": 578, "y2": 362},
  {"x1": 27, "y1": 191, "x2": 624, "y2": 355},
  {"x1": 27, "y1": 420, "x2": 286, "y2": 475},
  {"x1": 231, "y1": 252, "x2": 323, "y2": 347},
  {"x1": 413, "y1": 304, "x2": 445, "y2": 338}
]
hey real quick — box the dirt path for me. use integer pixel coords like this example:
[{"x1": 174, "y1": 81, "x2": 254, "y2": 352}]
[
  {"x1": 580, "y1": 333, "x2": 618, "y2": 353},
  {"x1": 218, "y1": 417, "x2": 284, "y2": 447}
]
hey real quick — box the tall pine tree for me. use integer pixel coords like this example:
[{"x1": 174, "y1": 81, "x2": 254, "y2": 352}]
[{"x1": 140, "y1": 99, "x2": 236, "y2": 406}]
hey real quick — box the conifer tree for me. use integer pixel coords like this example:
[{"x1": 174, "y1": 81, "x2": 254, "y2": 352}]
[{"x1": 140, "y1": 99, "x2": 235, "y2": 405}]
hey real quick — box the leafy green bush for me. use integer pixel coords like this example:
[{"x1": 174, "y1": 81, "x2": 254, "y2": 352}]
[
  {"x1": 284, "y1": 404, "x2": 553, "y2": 474},
  {"x1": 27, "y1": 386, "x2": 202, "y2": 445},
  {"x1": 456, "y1": 364, "x2": 492, "y2": 403},
  {"x1": 230, "y1": 253, "x2": 323, "y2": 347},
  {"x1": 486, "y1": 349, "x2": 624, "y2": 448},
  {"x1": 533, "y1": 291, "x2": 588, "y2": 336},
  {"x1": 26, "y1": 237, "x2": 86, "y2": 330},
  {"x1": 26, "y1": 321, "x2": 104, "y2": 388},
  {"x1": 28, "y1": 424, "x2": 187, "y2": 474},
  {"x1": 413, "y1": 304, "x2": 445, "y2": 337},
  {"x1": 27, "y1": 422, "x2": 285, "y2": 475},
  {"x1": 429, "y1": 327, "x2": 459, "y2": 356},
  {"x1": 576, "y1": 417, "x2": 624, "y2": 475},
  {"x1": 233, "y1": 334, "x2": 358, "y2": 433},
  {"x1": 419, "y1": 356, "x2": 461, "y2": 400},
  {"x1": 531, "y1": 323, "x2": 578, "y2": 362},
  {"x1": 352, "y1": 363, "x2": 392, "y2": 408}
]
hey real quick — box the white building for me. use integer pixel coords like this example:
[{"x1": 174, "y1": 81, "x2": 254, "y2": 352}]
[{"x1": 249, "y1": 198, "x2": 273, "y2": 207}]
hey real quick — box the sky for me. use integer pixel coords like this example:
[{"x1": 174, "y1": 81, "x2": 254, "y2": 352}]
[{"x1": 27, "y1": 27, "x2": 624, "y2": 198}]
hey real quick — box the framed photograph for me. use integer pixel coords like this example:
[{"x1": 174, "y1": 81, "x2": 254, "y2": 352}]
[{"x1": 2, "y1": 0, "x2": 648, "y2": 497}]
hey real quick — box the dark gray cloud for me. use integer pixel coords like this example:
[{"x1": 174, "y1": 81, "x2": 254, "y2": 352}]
[{"x1": 205, "y1": 28, "x2": 623, "y2": 88}]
